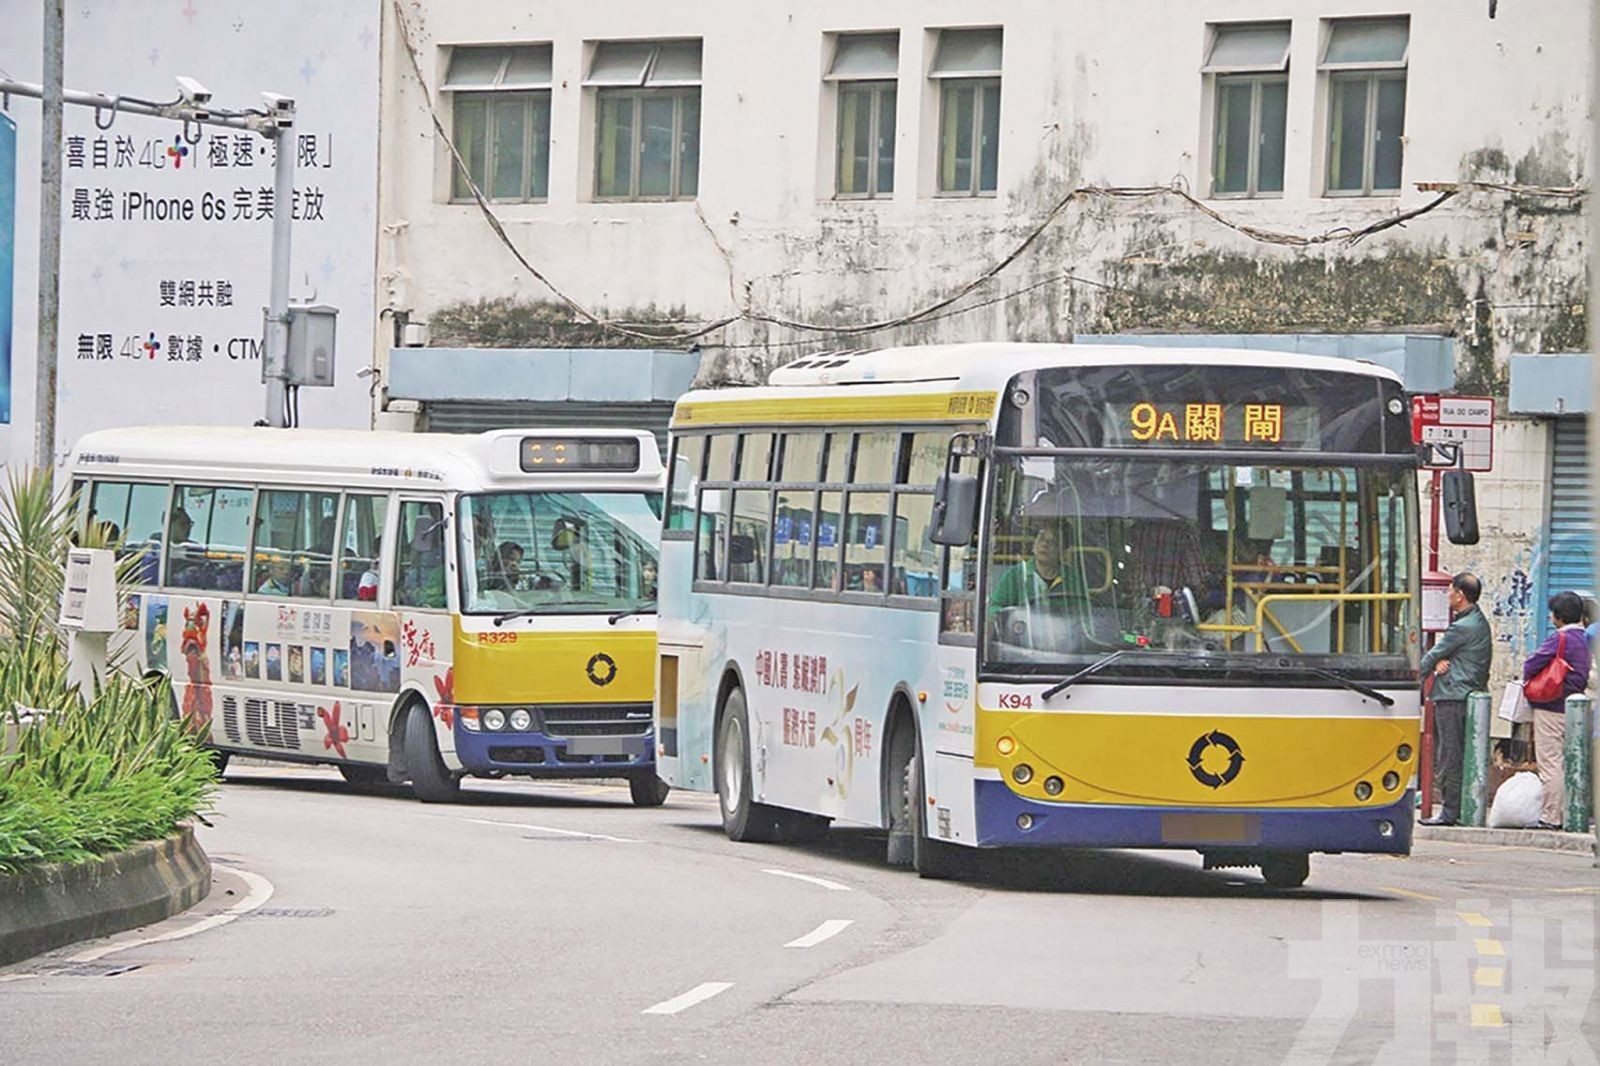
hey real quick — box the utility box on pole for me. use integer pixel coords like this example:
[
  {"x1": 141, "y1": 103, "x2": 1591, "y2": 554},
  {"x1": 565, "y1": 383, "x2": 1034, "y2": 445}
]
[
  {"x1": 60, "y1": 547, "x2": 117, "y2": 693},
  {"x1": 284, "y1": 303, "x2": 337, "y2": 387}
]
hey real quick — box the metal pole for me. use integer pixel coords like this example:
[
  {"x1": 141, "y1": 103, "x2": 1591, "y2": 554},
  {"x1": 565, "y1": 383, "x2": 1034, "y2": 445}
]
[
  {"x1": 1460, "y1": 690, "x2": 1493, "y2": 827},
  {"x1": 1420, "y1": 679, "x2": 1435, "y2": 819},
  {"x1": 1563, "y1": 694, "x2": 1592, "y2": 832},
  {"x1": 262, "y1": 126, "x2": 294, "y2": 428},
  {"x1": 33, "y1": 0, "x2": 64, "y2": 475}
]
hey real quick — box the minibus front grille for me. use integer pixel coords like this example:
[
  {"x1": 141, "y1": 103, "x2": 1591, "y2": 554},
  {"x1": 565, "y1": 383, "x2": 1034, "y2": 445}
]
[{"x1": 537, "y1": 704, "x2": 653, "y2": 739}]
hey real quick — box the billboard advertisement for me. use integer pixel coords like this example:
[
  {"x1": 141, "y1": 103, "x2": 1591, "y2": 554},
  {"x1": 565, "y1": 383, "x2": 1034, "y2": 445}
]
[{"x1": 0, "y1": 1, "x2": 379, "y2": 463}]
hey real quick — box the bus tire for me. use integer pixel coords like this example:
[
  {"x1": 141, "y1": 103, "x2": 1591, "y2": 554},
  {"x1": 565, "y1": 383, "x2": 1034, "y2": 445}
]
[
  {"x1": 906, "y1": 747, "x2": 963, "y2": 880},
  {"x1": 628, "y1": 772, "x2": 671, "y2": 807},
  {"x1": 1260, "y1": 852, "x2": 1310, "y2": 888},
  {"x1": 405, "y1": 703, "x2": 461, "y2": 803},
  {"x1": 339, "y1": 764, "x2": 387, "y2": 787},
  {"x1": 715, "y1": 688, "x2": 779, "y2": 843}
]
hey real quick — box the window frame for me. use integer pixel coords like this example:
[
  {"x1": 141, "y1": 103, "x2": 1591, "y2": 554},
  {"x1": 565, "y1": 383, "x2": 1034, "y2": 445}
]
[
  {"x1": 1211, "y1": 73, "x2": 1288, "y2": 200},
  {"x1": 593, "y1": 86, "x2": 702, "y2": 202},
  {"x1": 392, "y1": 496, "x2": 452, "y2": 612},
  {"x1": 248, "y1": 487, "x2": 341, "y2": 601},
  {"x1": 935, "y1": 76, "x2": 1001, "y2": 198},
  {"x1": 334, "y1": 491, "x2": 394, "y2": 606},
  {"x1": 450, "y1": 89, "x2": 553, "y2": 204},
  {"x1": 1319, "y1": 18, "x2": 1409, "y2": 198},
  {"x1": 1324, "y1": 70, "x2": 1407, "y2": 197},
  {"x1": 164, "y1": 481, "x2": 259, "y2": 595},
  {"x1": 835, "y1": 79, "x2": 897, "y2": 200}
]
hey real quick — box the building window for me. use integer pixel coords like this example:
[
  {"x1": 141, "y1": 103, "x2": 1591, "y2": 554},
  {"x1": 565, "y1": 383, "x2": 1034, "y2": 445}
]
[
  {"x1": 443, "y1": 45, "x2": 553, "y2": 203},
  {"x1": 1321, "y1": 18, "x2": 1408, "y2": 196},
  {"x1": 931, "y1": 28, "x2": 1002, "y2": 196},
  {"x1": 1203, "y1": 23, "x2": 1290, "y2": 198},
  {"x1": 826, "y1": 33, "x2": 898, "y2": 198},
  {"x1": 587, "y1": 40, "x2": 702, "y2": 201}
]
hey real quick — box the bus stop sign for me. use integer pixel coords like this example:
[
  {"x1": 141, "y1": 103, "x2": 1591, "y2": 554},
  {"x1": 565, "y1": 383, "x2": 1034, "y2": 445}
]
[{"x1": 1411, "y1": 394, "x2": 1494, "y2": 471}]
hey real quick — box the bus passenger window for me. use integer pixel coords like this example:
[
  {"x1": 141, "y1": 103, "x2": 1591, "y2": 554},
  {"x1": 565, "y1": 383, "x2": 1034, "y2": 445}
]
[
  {"x1": 394, "y1": 501, "x2": 447, "y2": 610},
  {"x1": 88, "y1": 480, "x2": 169, "y2": 586},
  {"x1": 666, "y1": 436, "x2": 705, "y2": 533},
  {"x1": 251, "y1": 489, "x2": 338, "y2": 599},
  {"x1": 166, "y1": 484, "x2": 254, "y2": 592},
  {"x1": 337, "y1": 494, "x2": 389, "y2": 602},
  {"x1": 814, "y1": 491, "x2": 843, "y2": 590},
  {"x1": 729, "y1": 489, "x2": 771, "y2": 584}
]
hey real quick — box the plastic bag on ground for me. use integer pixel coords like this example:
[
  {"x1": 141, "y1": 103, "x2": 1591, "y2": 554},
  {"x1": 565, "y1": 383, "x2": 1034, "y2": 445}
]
[{"x1": 1486, "y1": 771, "x2": 1542, "y2": 829}]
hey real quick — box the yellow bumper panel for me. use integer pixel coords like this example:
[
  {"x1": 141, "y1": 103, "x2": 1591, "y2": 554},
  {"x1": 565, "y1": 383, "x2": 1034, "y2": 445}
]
[{"x1": 453, "y1": 624, "x2": 656, "y2": 705}]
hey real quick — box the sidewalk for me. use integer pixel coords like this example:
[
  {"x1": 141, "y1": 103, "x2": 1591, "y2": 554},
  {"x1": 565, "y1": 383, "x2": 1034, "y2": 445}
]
[{"x1": 1415, "y1": 821, "x2": 1598, "y2": 855}]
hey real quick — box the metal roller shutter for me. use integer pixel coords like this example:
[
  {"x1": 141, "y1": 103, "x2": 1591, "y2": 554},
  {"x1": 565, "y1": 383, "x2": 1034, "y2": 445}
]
[
  {"x1": 420, "y1": 400, "x2": 676, "y2": 456},
  {"x1": 1542, "y1": 415, "x2": 1593, "y2": 635}
]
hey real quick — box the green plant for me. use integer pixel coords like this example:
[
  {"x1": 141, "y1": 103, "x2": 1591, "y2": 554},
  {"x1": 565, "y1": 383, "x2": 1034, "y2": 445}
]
[{"x1": 0, "y1": 469, "x2": 216, "y2": 874}]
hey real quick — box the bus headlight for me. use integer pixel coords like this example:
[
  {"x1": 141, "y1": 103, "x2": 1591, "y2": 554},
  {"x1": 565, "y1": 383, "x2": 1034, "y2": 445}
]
[
  {"x1": 997, "y1": 736, "x2": 1016, "y2": 756},
  {"x1": 1377, "y1": 820, "x2": 1395, "y2": 837},
  {"x1": 1043, "y1": 776, "x2": 1064, "y2": 796},
  {"x1": 1396, "y1": 744, "x2": 1413, "y2": 762},
  {"x1": 483, "y1": 708, "x2": 507, "y2": 731},
  {"x1": 1354, "y1": 781, "x2": 1373, "y2": 801},
  {"x1": 459, "y1": 707, "x2": 481, "y2": 732},
  {"x1": 1382, "y1": 771, "x2": 1400, "y2": 791},
  {"x1": 509, "y1": 709, "x2": 533, "y2": 732},
  {"x1": 1012, "y1": 763, "x2": 1034, "y2": 785}
]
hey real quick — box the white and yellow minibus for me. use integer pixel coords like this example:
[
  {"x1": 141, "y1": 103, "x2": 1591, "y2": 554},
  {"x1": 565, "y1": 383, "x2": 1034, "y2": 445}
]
[{"x1": 69, "y1": 426, "x2": 668, "y2": 805}]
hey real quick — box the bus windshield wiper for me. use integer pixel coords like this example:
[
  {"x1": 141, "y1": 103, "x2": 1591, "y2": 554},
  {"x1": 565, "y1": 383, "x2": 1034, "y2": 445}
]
[
  {"x1": 1041, "y1": 649, "x2": 1133, "y2": 700},
  {"x1": 492, "y1": 600, "x2": 608, "y2": 626},
  {"x1": 1269, "y1": 664, "x2": 1395, "y2": 707},
  {"x1": 608, "y1": 601, "x2": 657, "y2": 625}
]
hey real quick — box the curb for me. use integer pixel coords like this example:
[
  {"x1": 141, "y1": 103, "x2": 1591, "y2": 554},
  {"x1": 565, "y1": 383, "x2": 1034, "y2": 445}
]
[
  {"x1": 0, "y1": 825, "x2": 212, "y2": 967},
  {"x1": 1415, "y1": 823, "x2": 1598, "y2": 854}
]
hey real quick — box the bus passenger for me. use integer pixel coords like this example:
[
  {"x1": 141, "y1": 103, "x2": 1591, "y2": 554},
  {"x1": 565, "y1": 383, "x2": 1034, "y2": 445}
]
[{"x1": 257, "y1": 556, "x2": 295, "y2": 596}]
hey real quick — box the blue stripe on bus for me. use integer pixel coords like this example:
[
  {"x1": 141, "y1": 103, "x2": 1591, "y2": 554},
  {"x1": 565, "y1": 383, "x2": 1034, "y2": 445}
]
[{"x1": 973, "y1": 780, "x2": 1414, "y2": 854}]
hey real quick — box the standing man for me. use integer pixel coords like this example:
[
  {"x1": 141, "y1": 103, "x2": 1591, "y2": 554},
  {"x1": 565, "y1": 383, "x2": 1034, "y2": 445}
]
[{"x1": 1417, "y1": 572, "x2": 1493, "y2": 827}]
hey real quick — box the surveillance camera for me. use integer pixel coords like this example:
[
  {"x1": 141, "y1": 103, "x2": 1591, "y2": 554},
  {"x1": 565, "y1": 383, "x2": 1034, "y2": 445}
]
[
  {"x1": 175, "y1": 76, "x2": 212, "y2": 106},
  {"x1": 261, "y1": 91, "x2": 296, "y2": 113}
]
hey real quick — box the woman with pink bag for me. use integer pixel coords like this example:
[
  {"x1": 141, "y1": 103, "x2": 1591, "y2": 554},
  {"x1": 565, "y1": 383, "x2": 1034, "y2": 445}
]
[{"x1": 1521, "y1": 590, "x2": 1593, "y2": 829}]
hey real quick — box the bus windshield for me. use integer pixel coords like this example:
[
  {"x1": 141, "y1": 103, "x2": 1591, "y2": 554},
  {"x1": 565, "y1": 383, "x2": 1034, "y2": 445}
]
[
  {"x1": 981, "y1": 454, "x2": 1418, "y2": 681},
  {"x1": 460, "y1": 491, "x2": 663, "y2": 615}
]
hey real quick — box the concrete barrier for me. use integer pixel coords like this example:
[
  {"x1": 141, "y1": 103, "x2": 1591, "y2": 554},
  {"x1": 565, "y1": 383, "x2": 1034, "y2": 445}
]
[{"x1": 0, "y1": 825, "x2": 211, "y2": 967}]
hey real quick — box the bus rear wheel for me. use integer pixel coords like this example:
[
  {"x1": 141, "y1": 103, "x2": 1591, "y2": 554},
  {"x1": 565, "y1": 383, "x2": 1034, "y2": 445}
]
[
  {"x1": 715, "y1": 688, "x2": 780, "y2": 842},
  {"x1": 629, "y1": 772, "x2": 670, "y2": 807},
  {"x1": 405, "y1": 704, "x2": 461, "y2": 803},
  {"x1": 1260, "y1": 852, "x2": 1310, "y2": 888},
  {"x1": 339, "y1": 764, "x2": 387, "y2": 787}
]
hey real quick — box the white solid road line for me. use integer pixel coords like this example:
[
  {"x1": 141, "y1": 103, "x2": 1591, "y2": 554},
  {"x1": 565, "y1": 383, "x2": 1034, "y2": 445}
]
[
  {"x1": 784, "y1": 918, "x2": 853, "y2": 949},
  {"x1": 1, "y1": 865, "x2": 277, "y2": 982},
  {"x1": 762, "y1": 868, "x2": 852, "y2": 892},
  {"x1": 461, "y1": 817, "x2": 638, "y2": 844},
  {"x1": 642, "y1": 981, "x2": 734, "y2": 1015},
  {"x1": 70, "y1": 866, "x2": 276, "y2": 963}
]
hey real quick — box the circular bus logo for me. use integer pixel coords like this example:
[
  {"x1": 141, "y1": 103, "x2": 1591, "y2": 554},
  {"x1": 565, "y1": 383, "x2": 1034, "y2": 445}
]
[
  {"x1": 1187, "y1": 730, "x2": 1245, "y2": 789},
  {"x1": 586, "y1": 652, "x2": 618, "y2": 687}
]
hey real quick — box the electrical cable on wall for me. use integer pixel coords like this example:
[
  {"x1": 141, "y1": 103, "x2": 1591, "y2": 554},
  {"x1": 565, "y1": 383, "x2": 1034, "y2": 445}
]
[{"x1": 389, "y1": 0, "x2": 1588, "y2": 351}]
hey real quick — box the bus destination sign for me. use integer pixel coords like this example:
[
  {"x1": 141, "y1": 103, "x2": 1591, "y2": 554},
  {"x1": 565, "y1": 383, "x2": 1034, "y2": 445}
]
[{"x1": 1123, "y1": 401, "x2": 1316, "y2": 448}]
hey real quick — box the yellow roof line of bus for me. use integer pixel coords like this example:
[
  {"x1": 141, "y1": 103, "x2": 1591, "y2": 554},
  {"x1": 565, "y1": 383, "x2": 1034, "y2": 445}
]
[{"x1": 671, "y1": 390, "x2": 999, "y2": 427}]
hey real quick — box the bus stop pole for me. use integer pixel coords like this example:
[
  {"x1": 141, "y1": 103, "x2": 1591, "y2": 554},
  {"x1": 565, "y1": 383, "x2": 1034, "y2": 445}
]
[
  {"x1": 1460, "y1": 690, "x2": 1492, "y2": 827},
  {"x1": 1563, "y1": 695, "x2": 1592, "y2": 833}
]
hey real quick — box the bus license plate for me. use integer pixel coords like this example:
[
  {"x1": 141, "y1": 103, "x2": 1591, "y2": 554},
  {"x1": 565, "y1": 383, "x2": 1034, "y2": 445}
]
[
  {"x1": 1159, "y1": 813, "x2": 1261, "y2": 845},
  {"x1": 566, "y1": 736, "x2": 650, "y2": 757}
]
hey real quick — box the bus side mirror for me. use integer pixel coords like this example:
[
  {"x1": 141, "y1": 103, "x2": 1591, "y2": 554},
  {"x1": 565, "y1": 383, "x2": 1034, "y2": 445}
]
[
  {"x1": 1442, "y1": 470, "x2": 1479, "y2": 545},
  {"x1": 931, "y1": 472, "x2": 979, "y2": 547}
]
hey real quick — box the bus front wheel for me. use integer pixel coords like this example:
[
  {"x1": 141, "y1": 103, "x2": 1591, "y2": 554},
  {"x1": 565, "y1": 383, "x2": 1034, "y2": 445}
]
[
  {"x1": 339, "y1": 764, "x2": 387, "y2": 787},
  {"x1": 1260, "y1": 852, "x2": 1310, "y2": 888},
  {"x1": 905, "y1": 751, "x2": 963, "y2": 880},
  {"x1": 716, "y1": 688, "x2": 779, "y2": 842},
  {"x1": 405, "y1": 704, "x2": 461, "y2": 803},
  {"x1": 629, "y1": 772, "x2": 671, "y2": 807}
]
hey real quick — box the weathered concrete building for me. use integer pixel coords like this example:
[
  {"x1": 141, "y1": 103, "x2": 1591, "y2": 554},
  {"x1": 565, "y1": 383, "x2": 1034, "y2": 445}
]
[{"x1": 373, "y1": 0, "x2": 1592, "y2": 688}]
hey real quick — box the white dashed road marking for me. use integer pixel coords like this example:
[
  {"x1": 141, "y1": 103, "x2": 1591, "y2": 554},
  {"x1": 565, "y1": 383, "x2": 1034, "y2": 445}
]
[
  {"x1": 761, "y1": 868, "x2": 851, "y2": 892},
  {"x1": 784, "y1": 919, "x2": 853, "y2": 949},
  {"x1": 642, "y1": 981, "x2": 734, "y2": 1015}
]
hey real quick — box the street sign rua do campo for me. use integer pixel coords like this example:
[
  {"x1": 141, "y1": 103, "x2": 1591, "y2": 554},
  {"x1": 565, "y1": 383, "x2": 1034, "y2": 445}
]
[{"x1": 1411, "y1": 394, "x2": 1495, "y2": 471}]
